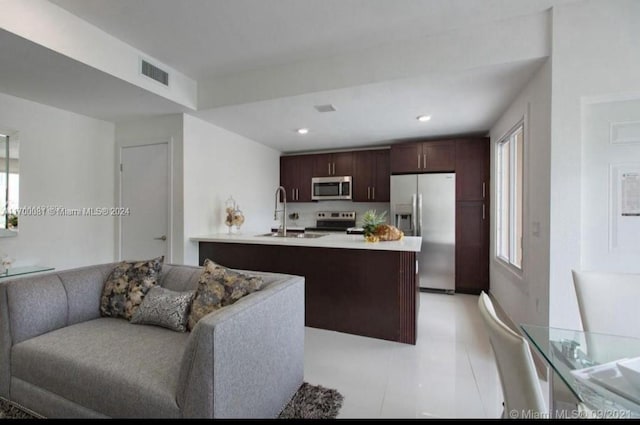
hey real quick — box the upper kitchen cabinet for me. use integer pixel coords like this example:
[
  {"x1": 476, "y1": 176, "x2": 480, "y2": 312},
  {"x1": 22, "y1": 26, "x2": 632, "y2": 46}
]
[
  {"x1": 313, "y1": 152, "x2": 353, "y2": 177},
  {"x1": 353, "y1": 149, "x2": 390, "y2": 202},
  {"x1": 455, "y1": 138, "x2": 489, "y2": 201},
  {"x1": 390, "y1": 140, "x2": 456, "y2": 174},
  {"x1": 280, "y1": 155, "x2": 314, "y2": 202}
]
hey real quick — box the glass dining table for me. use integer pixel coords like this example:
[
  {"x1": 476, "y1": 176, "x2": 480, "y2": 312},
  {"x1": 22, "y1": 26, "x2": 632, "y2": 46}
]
[{"x1": 521, "y1": 324, "x2": 640, "y2": 418}]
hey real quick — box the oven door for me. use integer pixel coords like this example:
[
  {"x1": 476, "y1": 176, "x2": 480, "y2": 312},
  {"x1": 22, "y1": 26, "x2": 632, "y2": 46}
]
[{"x1": 312, "y1": 176, "x2": 352, "y2": 200}]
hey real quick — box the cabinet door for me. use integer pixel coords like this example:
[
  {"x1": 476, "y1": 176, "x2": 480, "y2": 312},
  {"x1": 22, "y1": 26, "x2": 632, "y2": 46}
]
[
  {"x1": 373, "y1": 150, "x2": 390, "y2": 202},
  {"x1": 390, "y1": 143, "x2": 421, "y2": 174},
  {"x1": 332, "y1": 152, "x2": 353, "y2": 176},
  {"x1": 456, "y1": 139, "x2": 489, "y2": 201},
  {"x1": 280, "y1": 156, "x2": 296, "y2": 202},
  {"x1": 455, "y1": 201, "x2": 488, "y2": 294},
  {"x1": 296, "y1": 155, "x2": 314, "y2": 202},
  {"x1": 313, "y1": 153, "x2": 333, "y2": 177},
  {"x1": 423, "y1": 141, "x2": 455, "y2": 172},
  {"x1": 352, "y1": 151, "x2": 374, "y2": 201}
]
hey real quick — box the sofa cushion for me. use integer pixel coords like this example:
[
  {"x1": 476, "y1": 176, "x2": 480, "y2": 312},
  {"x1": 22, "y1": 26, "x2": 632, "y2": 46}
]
[
  {"x1": 130, "y1": 286, "x2": 195, "y2": 332},
  {"x1": 11, "y1": 318, "x2": 188, "y2": 418},
  {"x1": 100, "y1": 256, "x2": 164, "y2": 320},
  {"x1": 187, "y1": 259, "x2": 265, "y2": 330}
]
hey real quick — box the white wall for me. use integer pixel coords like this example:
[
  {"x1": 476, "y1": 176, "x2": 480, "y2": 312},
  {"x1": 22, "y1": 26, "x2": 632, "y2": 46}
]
[
  {"x1": 0, "y1": 92, "x2": 115, "y2": 270},
  {"x1": 182, "y1": 114, "x2": 280, "y2": 265},
  {"x1": 115, "y1": 114, "x2": 184, "y2": 264},
  {"x1": 489, "y1": 60, "x2": 551, "y2": 327},
  {"x1": 549, "y1": 0, "x2": 640, "y2": 329},
  {"x1": 581, "y1": 98, "x2": 640, "y2": 271}
]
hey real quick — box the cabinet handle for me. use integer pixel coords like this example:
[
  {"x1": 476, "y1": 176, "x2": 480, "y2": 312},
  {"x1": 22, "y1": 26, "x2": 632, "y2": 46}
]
[
  {"x1": 372, "y1": 186, "x2": 375, "y2": 200},
  {"x1": 367, "y1": 187, "x2": 371, "y2": 200},
  {"x1": 482, "y1": 182, "x2": 486, "y2": 199},
  {"x1": 328, "y1": 163, "x2": 331, "y2": 175},
  {"x1": 333, "y1": 162, "x2": 336, "y2": 175},
  {"x1": 296, "y1": 188, "x2": 299, "y2": 201},
  {"x1": 423, "y1": 153, "x2": 427, "y2": 168},
  {"x1": 482, "y1": 204, "x2": 485, "y2": 220},
  {"x1": 418, "y1": 154, "x2": 421, "y2": 169}
]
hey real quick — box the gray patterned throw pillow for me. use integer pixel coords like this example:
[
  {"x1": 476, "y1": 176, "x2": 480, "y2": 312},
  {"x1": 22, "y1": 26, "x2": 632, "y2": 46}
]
[
  {"x1": 130, "y1": 286, "x2": 195, "y2": 332},
  {"x1": 187, "y1": 259, "x2": 265, "y2": 331},
  {"x1": 100, "y1": 256, "x2": 164, "y2": 320}
]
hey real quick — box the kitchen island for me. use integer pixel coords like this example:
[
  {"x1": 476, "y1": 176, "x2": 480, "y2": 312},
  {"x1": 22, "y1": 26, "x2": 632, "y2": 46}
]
[{"x1": 191, "y1": 233, "x2": 421, "y2": 344}]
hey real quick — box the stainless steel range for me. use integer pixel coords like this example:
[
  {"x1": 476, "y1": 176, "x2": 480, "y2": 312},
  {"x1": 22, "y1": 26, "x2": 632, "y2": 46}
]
[{"x1": 305, "y1": 211, "x2": 356, "y2": 232}]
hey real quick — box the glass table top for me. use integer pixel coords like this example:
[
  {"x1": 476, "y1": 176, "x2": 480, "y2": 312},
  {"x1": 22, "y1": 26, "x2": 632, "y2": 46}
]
[
  {"x1": 0, "y1": 266, "x2": 54, "y2": 279},
  {"x1": 521, "y1": 324, "x2": 640, "y2": 417}
]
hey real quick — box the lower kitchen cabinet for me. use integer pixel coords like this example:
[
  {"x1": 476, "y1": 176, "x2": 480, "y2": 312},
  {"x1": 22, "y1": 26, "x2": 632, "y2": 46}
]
[
  {"x1": 199, "y1": 242, "x2": 418, "y2": 344},
  {"x1": 455, "y1": 201, "x2": 489, "y2": 294}
]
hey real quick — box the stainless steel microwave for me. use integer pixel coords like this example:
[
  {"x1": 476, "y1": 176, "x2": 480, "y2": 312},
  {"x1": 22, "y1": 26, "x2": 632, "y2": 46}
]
[{"x1": 311, "y1": 176, "x2": 352, "y2": 200}]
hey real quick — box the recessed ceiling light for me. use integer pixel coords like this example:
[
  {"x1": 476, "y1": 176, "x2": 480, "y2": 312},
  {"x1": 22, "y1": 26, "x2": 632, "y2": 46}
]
[
  {"x1": 296, "y1": 128, "x2": 309, "y2": 135},
  {"x1": 417, "y1": 115, "x2": 432, "y2": 122}
]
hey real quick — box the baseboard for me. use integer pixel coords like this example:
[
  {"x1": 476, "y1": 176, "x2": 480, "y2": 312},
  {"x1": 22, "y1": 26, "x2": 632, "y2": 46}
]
[{"x1": 487, "y1": 291, "x2": 548, "y2": 382}]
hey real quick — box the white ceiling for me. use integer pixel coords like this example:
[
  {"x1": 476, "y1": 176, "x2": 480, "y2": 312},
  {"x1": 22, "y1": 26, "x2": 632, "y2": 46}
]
[
  {"x1": 2, "y1": 1, "x2": 573, "y2": 152},
  {"x1": 195, "y1": 58, "x2": 545, "y2": 153},
  {"x1": 51, "y1": 0, "x2": 572, "y2": 79}
]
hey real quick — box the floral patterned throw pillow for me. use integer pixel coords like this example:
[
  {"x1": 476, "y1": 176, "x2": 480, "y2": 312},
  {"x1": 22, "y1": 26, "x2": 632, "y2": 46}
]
[
  {"x1": 187, "y1": 259, "x2": 265, "y2": 330},
  {"x1": 100, "y1": 256, "x2": 164, "y2": 320}
]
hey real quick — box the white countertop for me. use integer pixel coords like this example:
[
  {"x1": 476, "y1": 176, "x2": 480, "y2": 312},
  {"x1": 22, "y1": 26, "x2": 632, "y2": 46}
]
[{"x1": 191, "y1": 232, "x2": 422, "y2": 252}]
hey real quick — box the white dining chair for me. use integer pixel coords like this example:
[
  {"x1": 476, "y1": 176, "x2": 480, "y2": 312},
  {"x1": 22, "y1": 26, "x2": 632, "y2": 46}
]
[
  {"x1": 478, "y1": 291, "x2": 547, "y2": 418},
  {"x1": 572, "y1": 270, "x2": 640, "y2": 339}
]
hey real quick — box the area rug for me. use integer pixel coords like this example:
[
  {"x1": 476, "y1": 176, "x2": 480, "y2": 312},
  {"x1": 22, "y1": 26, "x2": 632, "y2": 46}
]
[{"x1": 0, "y1": 382, "x2": 343, "y2": 419}]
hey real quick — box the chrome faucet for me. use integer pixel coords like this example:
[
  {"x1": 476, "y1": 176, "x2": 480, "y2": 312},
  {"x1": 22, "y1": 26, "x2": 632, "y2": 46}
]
[{"x1": 274, "y1": 186, "x2": 287, "y2": 236}]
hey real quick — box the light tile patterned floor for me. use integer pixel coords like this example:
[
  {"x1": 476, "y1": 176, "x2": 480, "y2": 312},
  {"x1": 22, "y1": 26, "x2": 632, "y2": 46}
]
[{"x1": 304, "y1": 292, "x2": 506, "y2": 418}]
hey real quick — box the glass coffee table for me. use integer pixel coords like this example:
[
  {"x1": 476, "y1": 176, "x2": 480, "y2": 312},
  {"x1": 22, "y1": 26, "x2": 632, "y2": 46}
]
[{"x1": 0, "y1": 266, "x2": 55, "y2": 279}]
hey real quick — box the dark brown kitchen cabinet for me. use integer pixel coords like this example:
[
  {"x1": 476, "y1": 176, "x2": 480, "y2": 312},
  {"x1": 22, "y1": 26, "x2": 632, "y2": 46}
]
[
  {"x1": 456, "y1": 138, "x2": 489, "y2": 201},
  {"x1": 454, "y1": 137, "x2": 489, "y2": 294},
  {"x1": 313, "y1": 152, "x2": 353, "y2": 177},
  {"x1": 353, "y1": 149, "x2": 390, "y2": 202},
  {"x1": 390, "y1": 140, "x2": 456, "y2": 174},
  {"x1": 455, "y1": 201, "x2": 489, "y2": 294},
  {"x1": 280, "y1": 155, "x2": 313, "y2": 202}
]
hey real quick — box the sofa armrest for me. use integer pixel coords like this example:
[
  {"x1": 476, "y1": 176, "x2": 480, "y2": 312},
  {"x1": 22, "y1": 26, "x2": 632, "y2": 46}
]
[{"x1": 176, "y1": 274, "x2": 305, "y2": 418}]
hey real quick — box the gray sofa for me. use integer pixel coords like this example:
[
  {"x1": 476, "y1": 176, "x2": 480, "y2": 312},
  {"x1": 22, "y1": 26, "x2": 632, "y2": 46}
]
[{"x1": 0, "y1": 263, "x2": 305, "y2": 418}]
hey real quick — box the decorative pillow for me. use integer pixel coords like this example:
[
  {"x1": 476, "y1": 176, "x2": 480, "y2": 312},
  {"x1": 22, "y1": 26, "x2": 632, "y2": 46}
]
[
  {"x1": 100, "y1": 256, "x2": 164, "y2": 320},
  {"x1": 187, "y1": 259, "x2": 265, "y2": 330},
  {"x1": 130, "y1": 286, "x2": 195, "y2": 332}
]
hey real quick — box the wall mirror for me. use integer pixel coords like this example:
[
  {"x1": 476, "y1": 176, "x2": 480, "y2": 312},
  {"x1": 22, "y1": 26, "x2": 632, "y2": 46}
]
[{"x1": 0, "y1": 132, "x2": 19, "y2": 237}]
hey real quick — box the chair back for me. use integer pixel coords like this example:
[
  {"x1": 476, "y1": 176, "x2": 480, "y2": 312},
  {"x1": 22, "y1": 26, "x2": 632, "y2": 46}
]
[
  {"x1": 572, "y1": 270, "x2": 640, "y2": 339},
  {"x1": 478, "y1": 292, "x2": 546, "y2": 418}
]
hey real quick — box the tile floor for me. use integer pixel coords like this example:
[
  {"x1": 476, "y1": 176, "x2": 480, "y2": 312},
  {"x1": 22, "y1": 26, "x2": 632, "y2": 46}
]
[{"x1": 303, "y1": 292, "x2": 506, "y2": 418}]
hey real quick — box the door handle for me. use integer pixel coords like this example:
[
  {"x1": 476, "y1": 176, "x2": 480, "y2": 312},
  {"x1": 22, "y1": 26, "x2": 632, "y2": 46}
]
[
  {"x1": 154, "y1": 235, "x2": 167, "y2": 241},
  {"x1": 417, "y1": 154, "x2": 421, "y2": 169}
]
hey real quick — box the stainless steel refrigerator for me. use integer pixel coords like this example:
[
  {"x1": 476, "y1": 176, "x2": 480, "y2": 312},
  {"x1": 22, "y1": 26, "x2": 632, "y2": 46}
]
[{"x1": 390, "y1": 173, "x2": 455, "y2": 293}]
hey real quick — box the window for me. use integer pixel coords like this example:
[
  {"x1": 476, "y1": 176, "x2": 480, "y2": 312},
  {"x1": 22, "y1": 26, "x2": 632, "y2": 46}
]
[{"x1": 496, "y1": 122, "x2": 524, "y2": 269}]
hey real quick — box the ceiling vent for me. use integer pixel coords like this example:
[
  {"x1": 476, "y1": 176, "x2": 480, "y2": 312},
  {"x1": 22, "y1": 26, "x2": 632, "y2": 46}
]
[
  {"x1": 314, "y1": 104, "x2": 336, "y2": 113},
  {"x1": 141, "y1": 59, "x2": 169, "y2": 86}
]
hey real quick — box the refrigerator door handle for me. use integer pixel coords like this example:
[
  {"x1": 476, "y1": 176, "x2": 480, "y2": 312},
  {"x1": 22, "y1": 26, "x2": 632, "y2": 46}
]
[
  {"x1": 411, "y1": 194, "x2": 417, "y2": 236},
  {"x1": 417, "y1": 193, "x2": 423, "y2": 237}
]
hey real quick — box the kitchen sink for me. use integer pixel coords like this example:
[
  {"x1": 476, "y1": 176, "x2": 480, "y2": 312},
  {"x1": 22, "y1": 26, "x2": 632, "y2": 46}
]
[{"x1": 256, "y1": 232, "x2": 328, "y2": 239}]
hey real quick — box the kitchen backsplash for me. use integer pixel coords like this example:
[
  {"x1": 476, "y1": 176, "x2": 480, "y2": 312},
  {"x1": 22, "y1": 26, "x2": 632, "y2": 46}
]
[{"x1": 273, "y1": 201, "x2": 390, "y2": 229}]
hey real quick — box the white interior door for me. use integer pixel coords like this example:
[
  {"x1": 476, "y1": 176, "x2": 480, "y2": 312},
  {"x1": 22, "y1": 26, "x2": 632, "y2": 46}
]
[{"x1": 120, "y1": 143, "x2": 168, "y2": 261}]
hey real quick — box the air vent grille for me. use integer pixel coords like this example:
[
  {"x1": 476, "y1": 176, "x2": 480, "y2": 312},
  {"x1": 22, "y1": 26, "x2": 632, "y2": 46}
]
[
  {"x1": 141, "y1": 60, "x2": 169, "y2": 86},
  {"x1": 314, "y1": 104, "x2": 336, "y2": 113}
]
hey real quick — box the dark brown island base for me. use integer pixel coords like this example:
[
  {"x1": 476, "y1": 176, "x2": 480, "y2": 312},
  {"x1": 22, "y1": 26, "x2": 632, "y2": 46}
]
[{"x1": 193, "y1": 233, "x2": 422, "y2": 345}]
